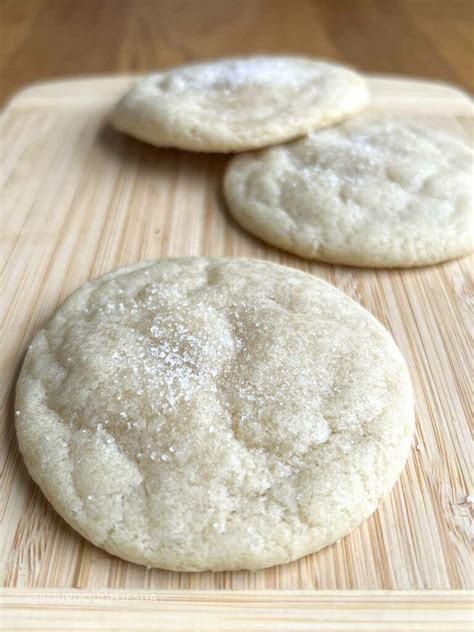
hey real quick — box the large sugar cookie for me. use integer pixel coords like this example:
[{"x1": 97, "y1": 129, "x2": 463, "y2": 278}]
[
  {"x1": 16, "y1": 258, "x2": 414, "y2": 571},
  {"x1": 111, "y1": 56, "x2": 368, "y2": 152},
  {"x1": 224, "y1": 117, "x2": 473, "y2": 266}
]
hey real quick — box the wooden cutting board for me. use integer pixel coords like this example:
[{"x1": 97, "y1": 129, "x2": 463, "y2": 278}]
[{"x1": 1, "y1": 75, "x2": 472, "y2": 628}]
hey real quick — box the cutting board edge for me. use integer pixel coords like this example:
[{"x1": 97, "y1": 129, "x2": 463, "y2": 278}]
[
  {"x1": 2, "y1": 72, "x2": 472, "y2": 113},
  {"x1": 2, "y1": 589, "x2": 473, "y2": 631}
]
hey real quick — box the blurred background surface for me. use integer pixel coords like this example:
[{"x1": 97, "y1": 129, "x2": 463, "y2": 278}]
[{"x1": 1, "y1": 0, "x2": 473, "y2": 106}]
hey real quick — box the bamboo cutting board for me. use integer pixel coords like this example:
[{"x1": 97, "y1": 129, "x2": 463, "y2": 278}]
[{"x1": 0, "y1": 74, "x2": 473, "y2": 628}]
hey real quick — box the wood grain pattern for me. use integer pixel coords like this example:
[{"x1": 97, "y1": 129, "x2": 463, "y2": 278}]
[
  {"x1": 0, "y1": 76, "x2": 473, "y2": 595},
  {"x1": 1, "y1": 0, "x2": 473, "y2": 107},
  {"x1": 1, "y1": 590, "x2": 473, "y2": 631}
]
